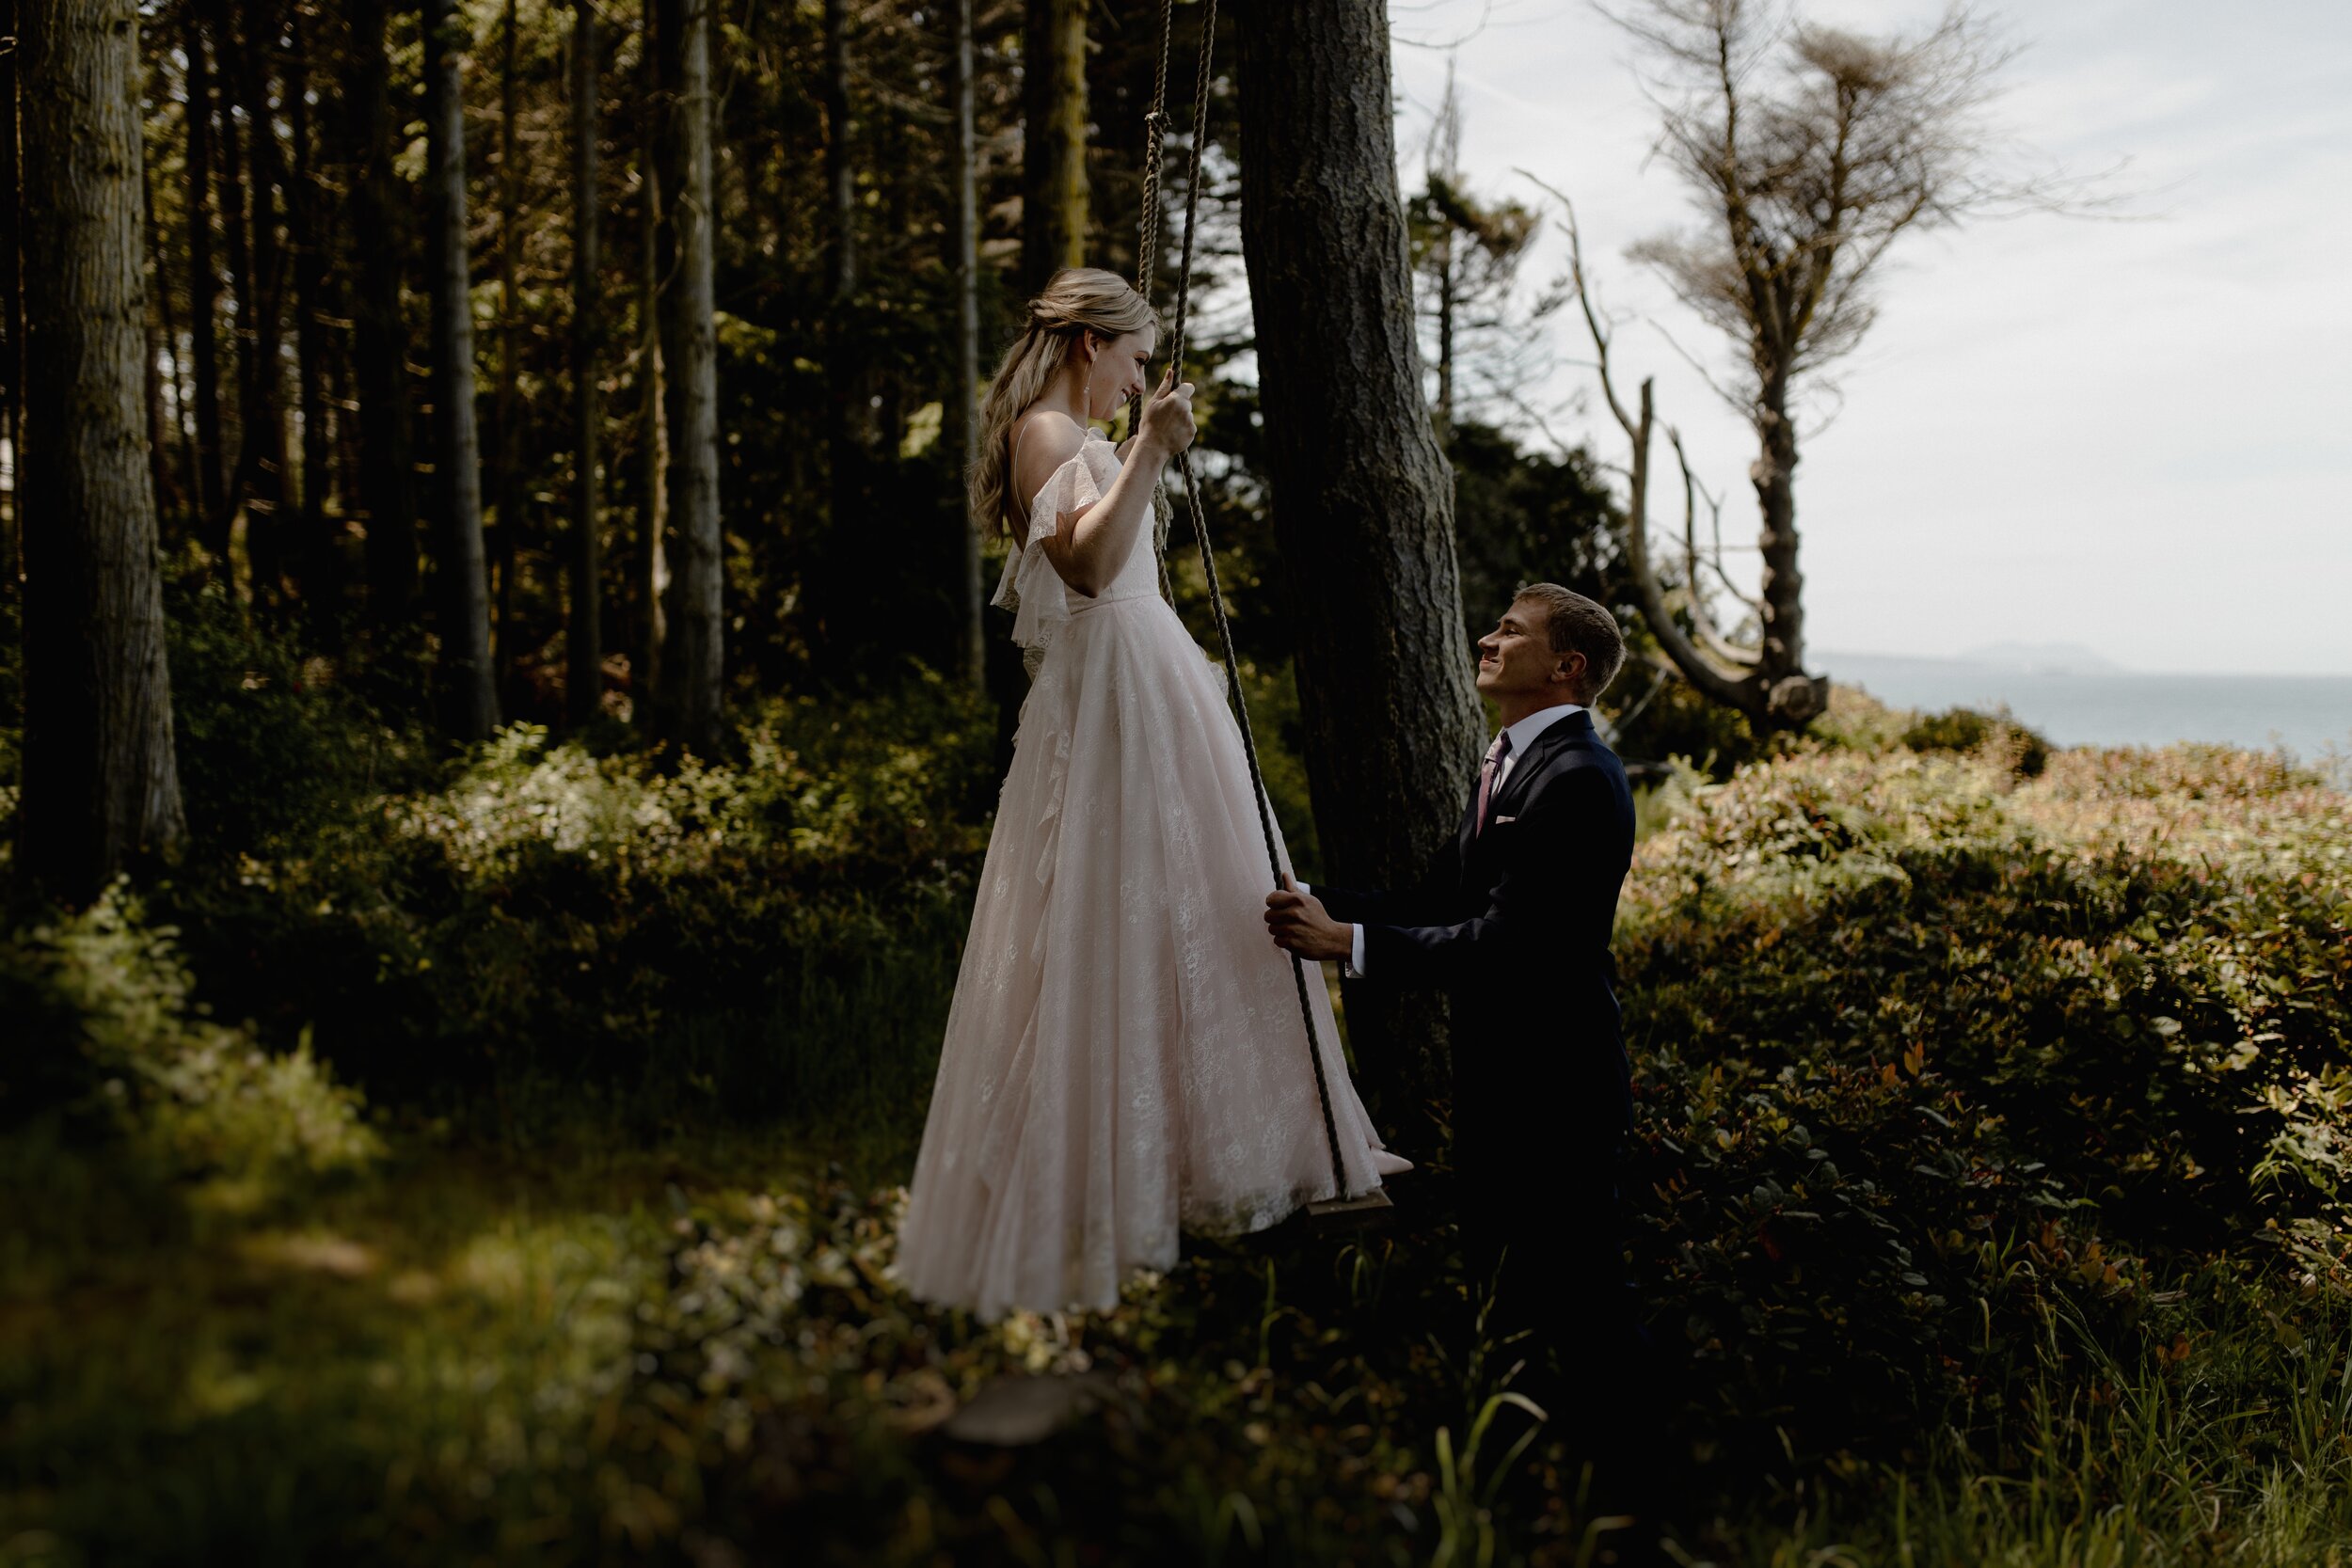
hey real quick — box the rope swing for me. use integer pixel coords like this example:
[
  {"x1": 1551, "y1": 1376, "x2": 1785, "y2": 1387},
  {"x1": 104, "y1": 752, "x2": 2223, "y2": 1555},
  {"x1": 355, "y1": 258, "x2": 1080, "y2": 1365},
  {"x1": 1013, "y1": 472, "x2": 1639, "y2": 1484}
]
[{"x1": 1131, "y1": 0, "x2": 1381, "y2": 1222}]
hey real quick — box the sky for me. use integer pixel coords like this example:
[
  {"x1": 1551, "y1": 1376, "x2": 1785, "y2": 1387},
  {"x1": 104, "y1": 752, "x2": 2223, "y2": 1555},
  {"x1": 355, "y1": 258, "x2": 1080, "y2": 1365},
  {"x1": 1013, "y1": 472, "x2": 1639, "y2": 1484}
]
[{"x1": 1376, "y1": 0, "x2": 2352, "y2": 674}]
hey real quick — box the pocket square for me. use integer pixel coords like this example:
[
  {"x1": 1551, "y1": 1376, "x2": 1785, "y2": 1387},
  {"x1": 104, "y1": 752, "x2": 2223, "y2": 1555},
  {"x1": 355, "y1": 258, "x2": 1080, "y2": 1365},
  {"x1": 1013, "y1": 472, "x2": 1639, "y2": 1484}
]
[{"x1": 1492, "y1": 815, "x2": 1518, "y2": 825}]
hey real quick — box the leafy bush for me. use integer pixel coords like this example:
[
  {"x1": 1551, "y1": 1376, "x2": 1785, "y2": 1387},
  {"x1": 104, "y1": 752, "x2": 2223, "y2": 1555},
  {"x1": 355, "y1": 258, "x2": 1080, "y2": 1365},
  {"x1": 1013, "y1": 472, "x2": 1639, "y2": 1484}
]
[
  {"x1": 0, "y1": 886, "x2": 378, "y2": 1190},
  {"x1": 1901, "y1": 703, "x2": 2053, "y2": 776},
  {"x1": 1617, "y1": 743, "x2": 2352, "y2": 1483},
  {"x1": 156, "y1": 675, "x2": 998, "y2": 1132}
]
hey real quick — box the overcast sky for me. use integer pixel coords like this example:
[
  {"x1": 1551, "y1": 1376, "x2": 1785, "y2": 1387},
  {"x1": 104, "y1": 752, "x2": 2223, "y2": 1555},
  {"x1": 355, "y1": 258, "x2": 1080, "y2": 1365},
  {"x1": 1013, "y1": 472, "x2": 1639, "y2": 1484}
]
[{"x1": 1379, "y1": 0, "x2": 2352, "y2": 674}]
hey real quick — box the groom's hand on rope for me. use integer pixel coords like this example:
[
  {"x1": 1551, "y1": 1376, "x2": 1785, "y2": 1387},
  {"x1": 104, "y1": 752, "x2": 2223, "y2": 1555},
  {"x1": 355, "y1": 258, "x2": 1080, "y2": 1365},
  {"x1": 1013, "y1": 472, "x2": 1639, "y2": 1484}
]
[
  {"x1": 1265, "y1": 876, "x2": 1352, "y2": 963},
  {"x1": 1138, "y1": 367, "x2": 1197, "y2": 458}
]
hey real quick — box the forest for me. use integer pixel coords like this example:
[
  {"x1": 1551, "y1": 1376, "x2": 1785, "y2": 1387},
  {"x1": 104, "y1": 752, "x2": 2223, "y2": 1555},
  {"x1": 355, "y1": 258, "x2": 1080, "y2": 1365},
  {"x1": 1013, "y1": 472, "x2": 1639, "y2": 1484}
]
[{"x1": 5, "y1": 0, "x2": 2351, "y2": 1563}]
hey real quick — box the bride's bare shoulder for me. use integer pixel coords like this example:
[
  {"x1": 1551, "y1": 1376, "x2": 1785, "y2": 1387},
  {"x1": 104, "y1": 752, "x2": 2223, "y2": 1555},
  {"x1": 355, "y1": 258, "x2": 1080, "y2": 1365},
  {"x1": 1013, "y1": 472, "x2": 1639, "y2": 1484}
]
[{"x1": 1010, "y1": 408, "x2": 1091, "y2": 508}]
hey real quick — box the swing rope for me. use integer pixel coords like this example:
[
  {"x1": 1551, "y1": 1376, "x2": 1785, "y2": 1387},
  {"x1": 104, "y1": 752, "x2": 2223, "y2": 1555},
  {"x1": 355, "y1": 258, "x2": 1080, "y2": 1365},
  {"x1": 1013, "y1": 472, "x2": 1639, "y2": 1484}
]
[{"x1": 1136, "y1": 0, "x2": 1354, "y2": 1207}]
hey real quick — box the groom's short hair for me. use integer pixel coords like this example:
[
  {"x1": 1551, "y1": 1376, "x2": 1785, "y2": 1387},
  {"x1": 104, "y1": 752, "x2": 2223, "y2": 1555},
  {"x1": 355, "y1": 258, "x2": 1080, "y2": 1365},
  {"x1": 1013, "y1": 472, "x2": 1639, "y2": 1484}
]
[{"x1": 1514, "y1": 582, "x2": 1625, "y2": 701}]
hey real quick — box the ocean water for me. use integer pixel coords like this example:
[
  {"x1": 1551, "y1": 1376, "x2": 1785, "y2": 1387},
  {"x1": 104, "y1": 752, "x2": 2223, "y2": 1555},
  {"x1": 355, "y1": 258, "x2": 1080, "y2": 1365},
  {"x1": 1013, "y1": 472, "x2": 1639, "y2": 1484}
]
[{"x1": 1821, "y1": 655, "x2": 2352, "y2": 761}]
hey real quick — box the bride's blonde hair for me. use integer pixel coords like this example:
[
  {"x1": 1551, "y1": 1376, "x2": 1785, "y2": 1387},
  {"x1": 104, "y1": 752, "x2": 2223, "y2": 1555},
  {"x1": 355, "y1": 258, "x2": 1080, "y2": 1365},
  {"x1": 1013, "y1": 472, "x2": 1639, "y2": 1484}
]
[{"x1": 972, "y1": 267, "x2": 1157, "y2": 540}]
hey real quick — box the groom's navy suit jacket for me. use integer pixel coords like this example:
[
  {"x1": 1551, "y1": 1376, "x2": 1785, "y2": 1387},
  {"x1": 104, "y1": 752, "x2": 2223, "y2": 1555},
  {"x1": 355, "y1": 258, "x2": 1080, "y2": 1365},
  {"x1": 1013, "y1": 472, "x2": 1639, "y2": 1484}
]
[{"x1": 1317, "y1": 708, "x2": 1638, "y2": 1158}]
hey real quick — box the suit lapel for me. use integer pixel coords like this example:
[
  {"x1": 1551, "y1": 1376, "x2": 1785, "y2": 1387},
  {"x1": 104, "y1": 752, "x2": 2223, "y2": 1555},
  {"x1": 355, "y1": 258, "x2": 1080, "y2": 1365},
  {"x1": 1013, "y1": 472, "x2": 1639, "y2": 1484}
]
[
  {"x1": 1487, "y1": 710, "x2": 1591, "y2": 822},
  {"x1": 1456, "y1": 709, "x2": 1594, "y2": 865}
]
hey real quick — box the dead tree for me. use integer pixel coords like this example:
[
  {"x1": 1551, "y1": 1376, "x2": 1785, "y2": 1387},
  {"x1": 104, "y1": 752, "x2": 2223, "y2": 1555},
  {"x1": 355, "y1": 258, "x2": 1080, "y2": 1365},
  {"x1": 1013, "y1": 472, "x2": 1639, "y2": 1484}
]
[{"x1": 1585, "y1": 0, "x2": 2077, "y2": 727}]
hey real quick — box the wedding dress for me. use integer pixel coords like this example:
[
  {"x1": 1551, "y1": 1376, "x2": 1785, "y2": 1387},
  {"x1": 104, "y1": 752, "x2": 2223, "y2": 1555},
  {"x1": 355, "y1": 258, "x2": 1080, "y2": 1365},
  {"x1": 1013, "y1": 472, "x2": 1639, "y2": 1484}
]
[{"x1": 896, "y1": 422, "x2": 1406, "y2": 1321}]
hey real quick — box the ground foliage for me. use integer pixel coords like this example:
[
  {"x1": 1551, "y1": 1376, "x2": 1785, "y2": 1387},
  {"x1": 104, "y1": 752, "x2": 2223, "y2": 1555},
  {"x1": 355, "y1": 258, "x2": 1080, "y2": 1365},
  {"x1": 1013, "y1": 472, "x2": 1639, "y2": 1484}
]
[{"x1": 5, "y1": 687, "x2": 2351, "y2": 1563}]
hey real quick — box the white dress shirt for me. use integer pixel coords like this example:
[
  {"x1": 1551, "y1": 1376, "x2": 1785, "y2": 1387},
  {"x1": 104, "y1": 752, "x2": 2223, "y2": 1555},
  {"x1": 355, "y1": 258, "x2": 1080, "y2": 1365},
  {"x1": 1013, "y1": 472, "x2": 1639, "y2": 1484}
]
[{"x1": 1310, "y1": 702, "x2": 1587, "y2": 976}]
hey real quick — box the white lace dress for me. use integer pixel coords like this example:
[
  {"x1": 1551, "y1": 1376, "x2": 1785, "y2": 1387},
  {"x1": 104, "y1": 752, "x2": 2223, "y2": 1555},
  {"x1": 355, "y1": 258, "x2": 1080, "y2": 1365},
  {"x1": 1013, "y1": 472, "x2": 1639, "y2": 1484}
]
[{"x1": 896, "y1": 428, "x2": 1407, "y2": 1321}]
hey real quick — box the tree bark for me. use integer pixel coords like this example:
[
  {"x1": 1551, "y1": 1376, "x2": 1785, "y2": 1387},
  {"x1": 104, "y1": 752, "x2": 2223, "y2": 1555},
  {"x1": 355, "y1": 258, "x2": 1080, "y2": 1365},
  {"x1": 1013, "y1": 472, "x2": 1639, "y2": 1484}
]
[
  {"x1": 820, "y1": 0, "x2": 855, "y2": 305},
  {"x1": 566, "y1": 0, "x2": 603, "y2": 729},
  {"x1": 1020, "y1": 0, "x2": 1087, "y2": 290},
  {"x1": 139, "y1": 150, "x2": 177, "y2": 525},
  {"x1": 289, "y1": 2, "x2": 338, "y2": 639},
  {"x1": 950, "y1": 0, "x2": 985, "y2": 690},
  {"x1": 1753, "y1": 371, "x2": 1805, "y2": 683},
  {"x1": 224, "y1": 0, "x2": 291, "y2": 609},
  {"x1": 0, "y1": 0, "x2": 20, "y2": 592},
  {"x1": 1236, "y1": 0, "x2": 1484, "y2": 1145},
  {"x1": 181, "y1": 5, "x2": 225, "y2": 537},
  {"x1": 18, "y1": 0, "x2": 187, "y2": 897},
  {"x1": 208, "y1": 0, "x2": 250, "y2": 564},
  {"x1": 492, "y1": 0, "x2": 521, "y2": 702},
  {"x1": 343, "y1": 0, "x2": 419, "y2": 624},
  {"x1": 422, "y1": 0, "x2": 499, "y2": 740},
  {"x1": 632, "y1": 35, "x2": 666, "y2": 713},
  {"x1": 650, "y1": 0, "x2": 722, "y2": 751}
]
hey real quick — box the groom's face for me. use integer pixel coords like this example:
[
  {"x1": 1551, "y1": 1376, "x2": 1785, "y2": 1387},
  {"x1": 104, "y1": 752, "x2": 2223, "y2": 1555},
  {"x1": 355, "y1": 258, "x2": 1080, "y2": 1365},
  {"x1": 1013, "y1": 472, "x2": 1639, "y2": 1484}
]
[{"x1": 1476, "y1": 600, "x2": 1574, "y2": 702}]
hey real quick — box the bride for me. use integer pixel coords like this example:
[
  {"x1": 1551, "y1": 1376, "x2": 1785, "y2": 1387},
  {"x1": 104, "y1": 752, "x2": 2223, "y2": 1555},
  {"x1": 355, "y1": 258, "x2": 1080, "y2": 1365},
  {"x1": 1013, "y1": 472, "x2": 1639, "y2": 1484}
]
[{"x1": 897, "y1": 268, "x2": 1406, "y2": 1320}]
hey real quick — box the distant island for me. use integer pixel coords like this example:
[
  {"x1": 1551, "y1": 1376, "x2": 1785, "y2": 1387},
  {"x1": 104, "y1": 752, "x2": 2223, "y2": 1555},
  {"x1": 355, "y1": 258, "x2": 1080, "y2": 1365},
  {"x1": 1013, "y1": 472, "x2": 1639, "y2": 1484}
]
[{"x1": 1820, "y1": 643, "x2": 2128, "y2": 677}]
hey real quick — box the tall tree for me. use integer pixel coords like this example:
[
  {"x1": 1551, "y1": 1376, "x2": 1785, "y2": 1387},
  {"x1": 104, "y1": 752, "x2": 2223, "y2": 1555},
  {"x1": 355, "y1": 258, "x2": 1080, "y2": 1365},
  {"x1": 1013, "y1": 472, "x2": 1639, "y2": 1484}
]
[
  {"x1": 181, "y1": 6, "x2": 226, "y2": 539},
  {"x1": 650, "y1": 0, "x2": 723, "y2": 750},
  {"x1": 566, "y1": 0, "x2": 602, "y2": 728},
  {"x1": 288, "y1": 2, "x2": 338, "y2": 634},
  {"x1": 0, "y1": 0, "x2": 20, "y2": 591},
  {"x1": 493, "y1": 0, "x2": 522, "y2": 701},
  {"x1": 631, "y1": 29, "x2": 666, "y2": 712},
  {"x1": 949, "y1": 0, "x2": 985, "y2": 689},
  {"x1": 1597, "y1": 0, "x2": 2068, "y2": 728},
  {"x1": 1236, "y1": 0, "x2": 1485, "y2": 1139},
  {"x1": 343, "y1": 0, "x2": 420, "y2": 623},
  {"x1": 422, "y1": 0, "x2": 499, "y2": 739},
  {"x1": 1408, "y1": 60, "x2": 1539, "y2": 449},
  {"x1": 18, "y1": 0, "x2": 187, "y2": 895},
  {"x1": 1020, "y1": 0, "x2": 1087, "y2": 289},
  {"x1": 223, "y1": 0, "x2": 292, "y2": 606}
]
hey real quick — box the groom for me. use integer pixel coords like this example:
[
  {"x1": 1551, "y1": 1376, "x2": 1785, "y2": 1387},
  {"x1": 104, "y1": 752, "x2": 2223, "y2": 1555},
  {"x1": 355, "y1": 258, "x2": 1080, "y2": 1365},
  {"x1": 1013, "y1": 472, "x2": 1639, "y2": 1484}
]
[{"x1": 1265, "y1": 583, "x2": 1640, "y2": 1439}]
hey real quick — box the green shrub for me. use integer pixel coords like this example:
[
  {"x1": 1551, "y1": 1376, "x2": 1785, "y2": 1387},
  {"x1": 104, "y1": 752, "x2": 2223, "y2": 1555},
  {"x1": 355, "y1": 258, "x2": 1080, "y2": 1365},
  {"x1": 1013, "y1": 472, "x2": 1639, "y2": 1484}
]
[
  {"x1": 155, "y1": 676, "x2": 998, "y2": 1133},
  {"x1": 1901, "y1": 704, "x2": 2052, "y2": 776},
  {"x1": 0, "y1": 885, "x2": 378, "y2": 1192},
  {"x1": 1616, "y1": 743, "x2": 2351, "y2": 1481}
]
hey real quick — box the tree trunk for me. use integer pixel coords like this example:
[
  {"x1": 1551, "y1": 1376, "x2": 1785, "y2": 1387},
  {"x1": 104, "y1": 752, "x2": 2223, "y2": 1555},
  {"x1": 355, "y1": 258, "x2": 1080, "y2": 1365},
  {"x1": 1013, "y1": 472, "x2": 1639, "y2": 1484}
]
[
  {"x1": 812, "y1": 0, "x2": 864, "y2": 673},
  {"x1": 566, "y1": 0, "x2": 603, "y2": 729},
  {"x1": 821, "y1": 0, "x2": 855, "y2": 305},
  {"x1": 18, "y1": 0, "x2": 187, "y2": 897},
  {"x1": 493, "y1": 0, "x2": 521, "y2": 703},
  {"x1": 342, "y1": 0, "x2": 419, "y2": 625},
  {"x1": 1020, "y1": 0, "x2": 1087, "y2": 291},
  {"x1": 209, "y1": 2, "x2": 249, "y2": 564},
  {"x1": 0, "y1": 0, "x2": 20, "y2": 594},
  {"x1": 950, "y1": 0, "x2": 985, "y2": 690},
  {"x1": 632, "y1": 38, "x2": 666, "y2": 713},
  {"x1": 182, "y1": 6, "x2": 225, "y2": 537},
  {"x1": 289, "y1": 4, "x2": 339, "y2": 639},
  {"x1": 1236, "y1": 0, "x2": 1484, "y2": 1147},
  {"x1": 1753, "y1": 372, "x2": 1809, "y2": 696},
  {"x1": 0, "y1": 0, "x2": 21, "y2": 596},
  {"x1": 422, "y1": 0, "x2": 499, "y2": 740},
  {"x1": 139, "y1": 151, "x2": 177, "y2": 526},
  {"x1": 225, "y1": 0, "x2": 291, "y2": 610},
  {"x1": 651, "y1": 0, "x2": 722, "y2": 751}
]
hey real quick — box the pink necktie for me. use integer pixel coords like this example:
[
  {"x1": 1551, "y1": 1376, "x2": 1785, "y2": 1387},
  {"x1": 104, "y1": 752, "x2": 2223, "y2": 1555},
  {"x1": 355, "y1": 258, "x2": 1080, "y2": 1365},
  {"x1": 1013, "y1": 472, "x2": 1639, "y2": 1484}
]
[{"x1": 1475, "y1": 729, "x2": 1513, "y2": 835}]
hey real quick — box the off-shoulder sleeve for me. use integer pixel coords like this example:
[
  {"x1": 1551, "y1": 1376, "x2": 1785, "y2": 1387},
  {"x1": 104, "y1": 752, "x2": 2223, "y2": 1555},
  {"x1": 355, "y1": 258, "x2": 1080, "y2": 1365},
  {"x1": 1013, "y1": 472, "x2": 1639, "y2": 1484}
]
[{"x1": 990, "y1": 436, "x2": 1119, "y2": 674}]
